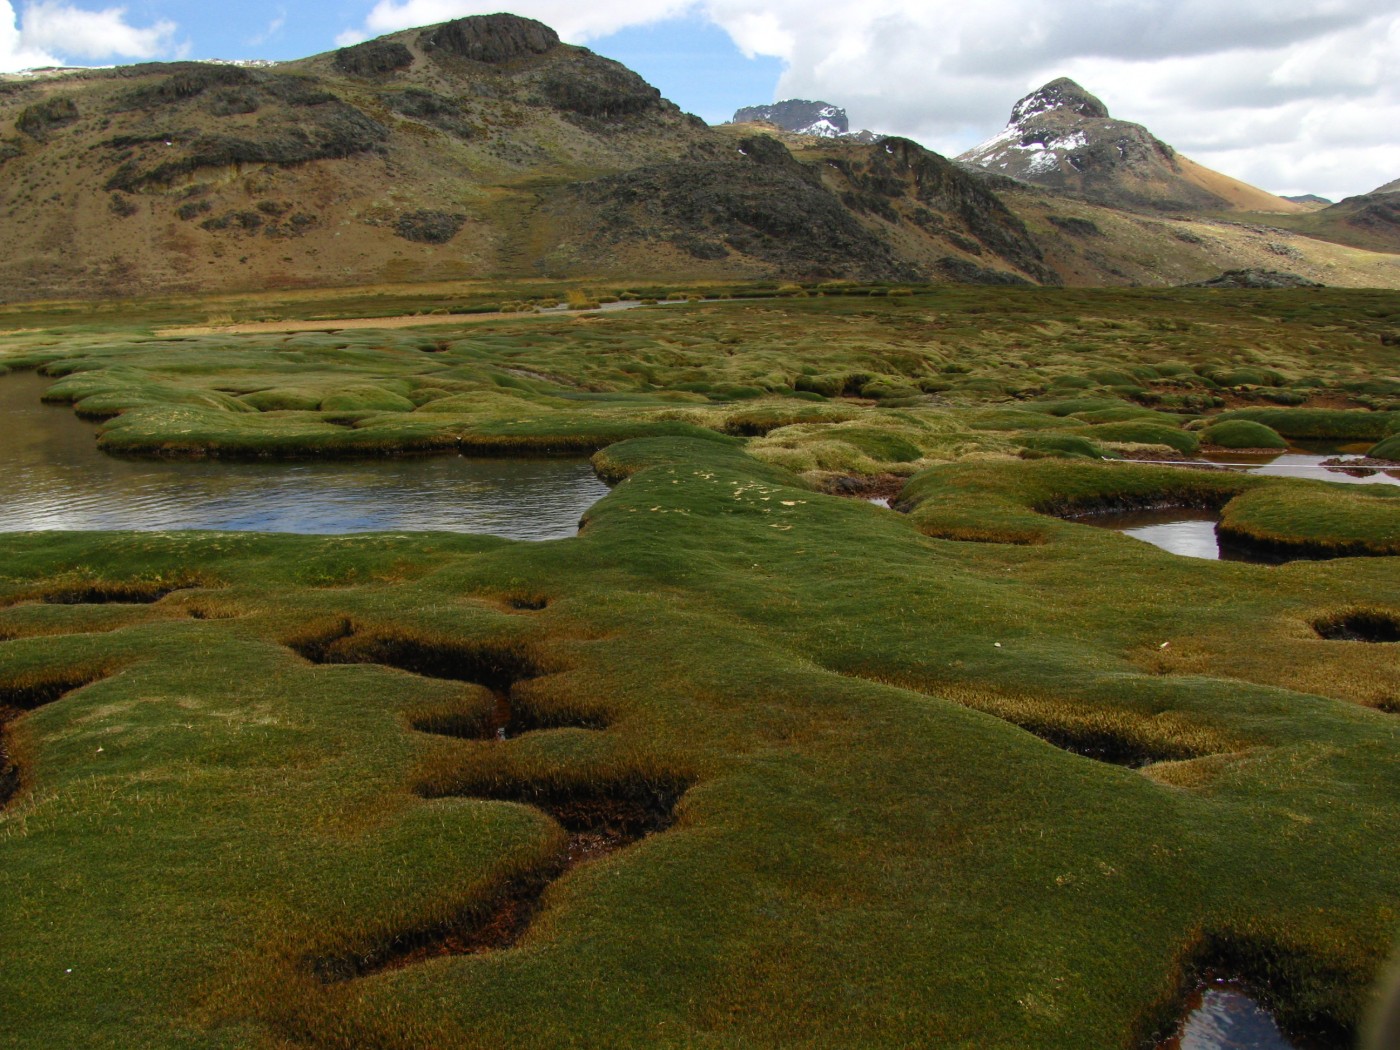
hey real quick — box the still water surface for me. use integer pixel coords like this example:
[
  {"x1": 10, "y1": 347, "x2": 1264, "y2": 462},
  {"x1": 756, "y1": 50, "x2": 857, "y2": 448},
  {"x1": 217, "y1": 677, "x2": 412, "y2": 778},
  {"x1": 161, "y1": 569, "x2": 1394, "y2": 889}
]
[
  {"x1": 1094, "y1": 445, "x2": 1398, "y2": 559},
  {"x1": 1182, "y1": 449, "x2": 1399, "y2": 487},
  {"x1": 0, "y1": 372, "x2": 608, "y2": 538},
  {"x1": 1159, "y1": 986, "x2": 1301, "y2": 1050},
  {"x1": 1085, "y1": 509, "x2": 1227, "y2": 560}
]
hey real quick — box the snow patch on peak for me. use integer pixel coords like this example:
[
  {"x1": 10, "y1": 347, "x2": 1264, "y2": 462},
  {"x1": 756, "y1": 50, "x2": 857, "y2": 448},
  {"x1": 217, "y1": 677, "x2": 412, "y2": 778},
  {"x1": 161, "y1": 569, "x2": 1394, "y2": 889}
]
[
  {"x1": 1009, "y1": 78, "x2": 1109, "y2": 124},
  {"x1": 798, "y1": 118, "x2": 844, "y2": 138}
]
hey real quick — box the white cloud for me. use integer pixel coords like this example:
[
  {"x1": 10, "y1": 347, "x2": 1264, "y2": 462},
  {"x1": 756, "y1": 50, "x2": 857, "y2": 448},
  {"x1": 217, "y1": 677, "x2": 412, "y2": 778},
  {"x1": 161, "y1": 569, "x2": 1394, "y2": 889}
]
[
  {"x1": 0, "y1": 1, "x2": 178, "y2": 70},
  {"x1": 719, "y1": 11, "x2": 793, "y2": 61},
  {"x1": 19, "y1": 1, "x2": 177, "y2": 60},
  {"x1": 334, "y1": 0, "x2": 1399, "y2": 199},
  {"x1": 0, "y1": 2, "x2": 58, "y2": 68}
]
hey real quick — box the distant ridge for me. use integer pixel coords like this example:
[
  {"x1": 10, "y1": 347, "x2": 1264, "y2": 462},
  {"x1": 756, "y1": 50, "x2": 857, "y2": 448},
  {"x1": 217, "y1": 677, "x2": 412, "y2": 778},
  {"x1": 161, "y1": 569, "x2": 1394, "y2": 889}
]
[{"x1": 1296, "y1": 178, "x2": 1400, "y2": 253}]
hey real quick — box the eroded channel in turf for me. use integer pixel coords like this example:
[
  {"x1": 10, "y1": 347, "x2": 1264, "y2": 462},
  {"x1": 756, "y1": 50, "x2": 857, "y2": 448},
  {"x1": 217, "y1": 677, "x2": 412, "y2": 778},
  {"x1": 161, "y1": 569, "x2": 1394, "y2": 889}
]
[
  {"x1": 1312, "y1": 610, "x2": 1400, "y2": 643},
  {"x1": 287, "y1": 619, "x2": 610, "y2": 739},
  {"x1": 0, "y1": 668, "x2": 109, "y2": 808},
  {"x1": 287, "y1": 621, "x2": 691, "y2": 980},
  {"x1": 0, "y1": 372, "x2": 606, "y2": 538},
  {"x1": 314, "y1": 777, "x2": 690, "y2": 980}
]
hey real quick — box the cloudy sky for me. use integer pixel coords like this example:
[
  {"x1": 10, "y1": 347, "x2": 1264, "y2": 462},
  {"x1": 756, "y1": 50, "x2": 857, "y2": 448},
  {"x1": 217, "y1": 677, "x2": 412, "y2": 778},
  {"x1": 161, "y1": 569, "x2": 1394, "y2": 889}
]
[{"x1": 2, "y1": 0, "x2": 1397, "y2": 201}]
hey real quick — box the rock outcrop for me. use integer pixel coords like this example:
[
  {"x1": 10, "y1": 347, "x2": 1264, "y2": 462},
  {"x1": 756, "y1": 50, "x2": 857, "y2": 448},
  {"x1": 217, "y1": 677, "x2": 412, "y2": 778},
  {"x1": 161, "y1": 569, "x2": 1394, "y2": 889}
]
[
  {"x1": 419, "y1": 13, "x2": 560, "y2": 63},
  {"x1": 1189, "y1": 269, "x2": 1323, "y2": 289},
  {"x1": 730, "y1": 99, "x2": 880, "y2": 143}
]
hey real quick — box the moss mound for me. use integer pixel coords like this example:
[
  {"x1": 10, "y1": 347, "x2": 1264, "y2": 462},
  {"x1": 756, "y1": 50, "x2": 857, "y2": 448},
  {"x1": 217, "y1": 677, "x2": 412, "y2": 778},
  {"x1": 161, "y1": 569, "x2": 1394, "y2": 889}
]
[
  {"x1": 1017, "y1": 433, "x2": 1113, "y2": 459},
  {"x1": 833, "y1": 427, "x2": 923, "y2": 463},
  {"x1": 1200, "y1": 419, "x2": 1288, "y2": 449},
  {"x1": 320, "y1": 388, "x2": 416, "y2": 413},
  {"x1": 1367, "y1": 434, "x2": 1400, "y2": 461},
  {"x1": 1080, "y1": 421, "x2": 1199, "y2": 454},
  {"x1": 1215, "y1": 408, "x2": 1398, "y2": 442},
  {"x1": 241, "y1": 389, "x2": 323, "y2": 412}
]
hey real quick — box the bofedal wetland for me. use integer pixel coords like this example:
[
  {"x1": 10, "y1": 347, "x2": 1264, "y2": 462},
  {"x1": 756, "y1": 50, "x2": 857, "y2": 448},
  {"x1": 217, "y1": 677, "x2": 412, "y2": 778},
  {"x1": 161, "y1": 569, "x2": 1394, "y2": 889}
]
[{"x1": 1, "y1": 283, "x2": 1398, "y2": 1049}]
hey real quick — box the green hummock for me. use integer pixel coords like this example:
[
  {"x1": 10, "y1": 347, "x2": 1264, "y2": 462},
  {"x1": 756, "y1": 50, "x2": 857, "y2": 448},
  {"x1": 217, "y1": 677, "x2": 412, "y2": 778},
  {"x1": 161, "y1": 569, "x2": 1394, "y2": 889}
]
[
  {"x1": 1368, "y1": 433, "x2": 1400, "y2": 461},
  {"x1": 1200, "y1": 419, "x2": 1290, "y2": 449}
]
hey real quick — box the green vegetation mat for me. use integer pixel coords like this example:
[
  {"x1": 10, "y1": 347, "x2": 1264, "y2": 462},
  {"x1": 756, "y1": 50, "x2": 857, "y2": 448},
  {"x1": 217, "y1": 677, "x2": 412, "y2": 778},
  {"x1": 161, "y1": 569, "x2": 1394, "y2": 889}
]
[{"x1": 2, "y1": 285, "x2": 1398, "y2": 1049}]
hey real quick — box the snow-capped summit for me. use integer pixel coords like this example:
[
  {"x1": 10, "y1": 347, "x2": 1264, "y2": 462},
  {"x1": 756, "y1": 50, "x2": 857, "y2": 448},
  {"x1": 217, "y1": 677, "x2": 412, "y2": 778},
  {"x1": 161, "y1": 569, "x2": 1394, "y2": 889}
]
[
  {"x1": 959, "y1": 78, "x2": 1305, "y2": 214},
  {"x1": 1008, "y1": 77, "x2": 1109, "y2": 124}
]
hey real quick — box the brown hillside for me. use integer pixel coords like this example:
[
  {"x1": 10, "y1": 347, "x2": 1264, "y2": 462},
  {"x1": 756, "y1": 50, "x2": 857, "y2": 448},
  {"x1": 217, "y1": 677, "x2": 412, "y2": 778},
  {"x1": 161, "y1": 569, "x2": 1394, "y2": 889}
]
[{"x1": 0, "y1": 20, "x2": 1393, "y2": 299}]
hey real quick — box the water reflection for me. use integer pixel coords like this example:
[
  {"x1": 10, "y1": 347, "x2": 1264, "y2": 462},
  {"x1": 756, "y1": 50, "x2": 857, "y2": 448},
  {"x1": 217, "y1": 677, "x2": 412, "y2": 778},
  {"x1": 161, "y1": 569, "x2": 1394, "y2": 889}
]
[
  {"x1": 1196, "y1": 449, "x2": 1399, "y2": 486},
  {"x1": 1083, "y1": 509, "x2": 1224, "y2": 560},
  {"x1": 0, "y1": 372, "x2": 608, "y2": 538},
  {"x1": 1159, "y1": 986, "x2": 1299, "y2": 1050}
]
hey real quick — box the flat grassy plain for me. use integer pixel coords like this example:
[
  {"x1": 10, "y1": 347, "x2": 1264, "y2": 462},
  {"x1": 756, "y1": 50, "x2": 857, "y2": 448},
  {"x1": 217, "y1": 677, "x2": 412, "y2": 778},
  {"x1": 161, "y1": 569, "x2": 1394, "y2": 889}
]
[{"x1": 1, "y1": 284, "x2": 1398, "y2": 1049}]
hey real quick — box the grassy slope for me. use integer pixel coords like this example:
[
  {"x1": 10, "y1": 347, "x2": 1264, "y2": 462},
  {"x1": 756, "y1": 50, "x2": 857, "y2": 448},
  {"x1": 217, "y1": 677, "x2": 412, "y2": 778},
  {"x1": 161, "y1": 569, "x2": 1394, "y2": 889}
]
[{"x1": 1, "y1": 287, "x2": 1398, "y2": 1049}]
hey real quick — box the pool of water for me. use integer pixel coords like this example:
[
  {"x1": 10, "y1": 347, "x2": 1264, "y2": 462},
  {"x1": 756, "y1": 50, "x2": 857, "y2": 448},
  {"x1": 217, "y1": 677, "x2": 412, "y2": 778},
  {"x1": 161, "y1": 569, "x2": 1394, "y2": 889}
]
[
  {"x1": 1158, "y1": 985, "x2": 1302, "y2": 1050},
  {"x1": 1084, "y1": 509, "x2": 1227, "y2": 560},
  {"x1": 0, "y1": 372, "x2": 609, "y2": 538},
  {"x1": 1079, "y1": 510, "x2": 1310, "y2": 563},
  {"x1": 1191, "y1": 449, "x2": 1399, "y2": 486}
]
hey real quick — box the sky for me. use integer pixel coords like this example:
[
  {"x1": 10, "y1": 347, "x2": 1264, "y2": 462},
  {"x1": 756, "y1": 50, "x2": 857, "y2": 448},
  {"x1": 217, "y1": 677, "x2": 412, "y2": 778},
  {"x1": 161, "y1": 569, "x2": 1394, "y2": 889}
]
[{"x1": 1, "y1": 1, "x2": 1397, "y2": 202}]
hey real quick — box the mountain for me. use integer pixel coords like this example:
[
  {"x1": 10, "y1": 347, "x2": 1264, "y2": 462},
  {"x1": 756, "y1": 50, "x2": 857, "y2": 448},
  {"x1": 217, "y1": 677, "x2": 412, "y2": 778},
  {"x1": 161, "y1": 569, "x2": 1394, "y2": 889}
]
[
  {"x1": 1283, "y1": 194, "x2": 1333, "y2": 209},
  {"x1": 730, "y1": 100, "x2": 880, "y2": 143},
  {"x1": 1368, "y1": 178, "x2": 1400, "y2": 195},
  {"x1": 0, "y1": 15, "x2": 721, "y2": 298},
  {"x1": 958, "y1": 78, "x2": 1308, "y2": 215},
  {"x1": 0, "y1": 18, "x2": 1058, "y2": 299},
  {"x1": 732, "y1": 100, "x2": 847, "y2": 137},
  {"x1": 0, "y1": 19, "x2": 1394, "y2": 300}
]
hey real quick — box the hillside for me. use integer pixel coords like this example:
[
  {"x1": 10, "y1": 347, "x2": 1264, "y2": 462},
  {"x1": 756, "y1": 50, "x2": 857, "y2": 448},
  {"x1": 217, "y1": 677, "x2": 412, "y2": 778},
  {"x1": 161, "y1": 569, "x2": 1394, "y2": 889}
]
[
  {"x1": 0, "y1": 15, "x2": 1065, "y2": 299},
  {"x1": 0, "y1": 18, "x2": 1395, "y2": 300},
  {"x1": 1228, "y1": 177, "x2": 1400, "y2": 256}
]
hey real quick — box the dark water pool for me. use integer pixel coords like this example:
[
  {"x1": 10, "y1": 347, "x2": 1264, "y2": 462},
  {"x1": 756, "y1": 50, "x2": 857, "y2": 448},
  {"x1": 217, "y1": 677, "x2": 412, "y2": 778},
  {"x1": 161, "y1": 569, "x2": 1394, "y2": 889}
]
[
  {"x1": 0, "y1": 372, "x2": 608, "y2": 538},
  {"x1": 1158, "y1": 985, "x2": 1303, "y2": 1050}
]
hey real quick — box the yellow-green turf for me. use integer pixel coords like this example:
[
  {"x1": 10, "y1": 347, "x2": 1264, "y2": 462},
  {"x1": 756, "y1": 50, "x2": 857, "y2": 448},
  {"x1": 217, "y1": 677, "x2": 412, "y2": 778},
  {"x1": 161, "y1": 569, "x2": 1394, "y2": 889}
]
[{"x1": 1, "y1": 285, "x2": 1397, "y2": 1049}]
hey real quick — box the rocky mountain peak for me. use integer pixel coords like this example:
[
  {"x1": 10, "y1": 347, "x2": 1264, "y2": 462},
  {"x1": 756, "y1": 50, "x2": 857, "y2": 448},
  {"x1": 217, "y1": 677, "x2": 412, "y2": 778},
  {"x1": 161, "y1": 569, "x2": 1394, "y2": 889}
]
[
  {"x1": 957, "y1": 77, "x2": 1291, "y2": 214},
  {"x1": 418, "y1": 13, "x2": 560, "y2": 63},
  {"x1": 1009, "y1": 78, "x2": 1110, "y2": 124},
  {"x1": 732, "y1": 99, "x2": 851, "y2": 138}
]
